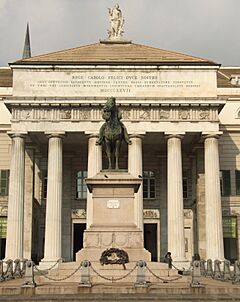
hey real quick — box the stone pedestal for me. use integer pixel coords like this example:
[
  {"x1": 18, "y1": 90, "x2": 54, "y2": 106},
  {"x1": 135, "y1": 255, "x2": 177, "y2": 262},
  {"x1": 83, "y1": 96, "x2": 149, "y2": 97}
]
[{"x1": 76, "y1": 171, "x2": 151, "y2": 262}]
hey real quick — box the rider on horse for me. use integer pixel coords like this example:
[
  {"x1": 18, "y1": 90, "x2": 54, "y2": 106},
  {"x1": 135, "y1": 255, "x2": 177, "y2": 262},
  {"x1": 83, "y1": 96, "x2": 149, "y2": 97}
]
[{"x1": 96, "y1": 97, "x2": 131, "y2": 146}]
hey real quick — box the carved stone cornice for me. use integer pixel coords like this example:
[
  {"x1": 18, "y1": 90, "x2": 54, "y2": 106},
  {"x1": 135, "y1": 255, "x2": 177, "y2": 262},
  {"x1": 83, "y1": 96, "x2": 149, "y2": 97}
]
[
  {"x1": 72, "y1": 209, "x2": 86, "y2": 219},
  {"x1": 183, "y1": 209, "x2": 193, "y2": 219},
  {"x1": 0, "y1": 204, "x2": 8, "y2": 216},
  {"x1": 143, "y1": 209, "x2": 160, "y2": 219}
]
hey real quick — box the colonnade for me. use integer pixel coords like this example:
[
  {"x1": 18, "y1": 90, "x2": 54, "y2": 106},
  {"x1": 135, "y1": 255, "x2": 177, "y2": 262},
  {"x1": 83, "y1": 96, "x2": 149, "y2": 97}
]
[{"x1": 4, "y1": 131, "x2": 225, "y2": 265}]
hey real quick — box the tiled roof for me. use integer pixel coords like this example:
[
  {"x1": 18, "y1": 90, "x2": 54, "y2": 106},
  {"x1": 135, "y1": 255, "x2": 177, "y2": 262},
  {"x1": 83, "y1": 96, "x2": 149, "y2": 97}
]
[
  {"x1": 14, "y1": 42, "x2": 216, "y2": 65},
  {"x1": 0, "y1": 68, "x2": 13, "y2": 87},
  {"x1": 217, "y1": 68, "x2": 240, "y2": 88}
]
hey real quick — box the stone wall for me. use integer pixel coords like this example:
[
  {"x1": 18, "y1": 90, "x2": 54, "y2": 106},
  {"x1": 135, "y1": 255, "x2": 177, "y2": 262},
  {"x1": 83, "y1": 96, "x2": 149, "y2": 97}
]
[
  {"x1": 0, "y1": 132, "x2": 11, "y2": 169},
  {"x1": 219, "y1": 131, "x2": 240, "y2": 259}
]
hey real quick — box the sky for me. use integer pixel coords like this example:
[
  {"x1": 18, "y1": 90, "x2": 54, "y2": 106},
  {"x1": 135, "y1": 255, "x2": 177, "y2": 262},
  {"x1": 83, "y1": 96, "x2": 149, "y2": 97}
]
[{"x1": 0, "y1": 0, "x2": 239, "y2": 66}]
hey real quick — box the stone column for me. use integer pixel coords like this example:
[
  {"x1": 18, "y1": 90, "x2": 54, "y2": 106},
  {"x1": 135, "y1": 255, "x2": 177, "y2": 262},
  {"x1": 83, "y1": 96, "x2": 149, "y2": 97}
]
[
  {"x1": 87, "y1": 134, "x2": 102, "y2": 228},
  {"x1": 5, "y1": 133, "x2": 26, "y2": 260},
  {"x1": 23, "y1": 146, "x2": 35, "y2": 260},
  {"x1": 41, "y1": 133, "x2": 64, "y2": 267},
  {"x1": 128, "y1": 134, "x2": 144, "y2": 230},
  {"x1": 204, "y1": 134, "x2": 224, "y2": 260},
  {"x1": 33, "y1": 153, "x2": 41, "y2": 260},
  {"x1": 166, "y1": 134, "x2": 186, "y2": 262}
]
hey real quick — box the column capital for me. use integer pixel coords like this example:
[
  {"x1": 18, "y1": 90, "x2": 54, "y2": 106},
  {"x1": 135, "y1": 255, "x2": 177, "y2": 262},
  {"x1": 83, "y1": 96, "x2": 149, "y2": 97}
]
[
  {"x1": 129, "y1": 133, "x2": 145, "y2": 139},
  {"x1": 45, "y1": 132, "x2": 65, "y2": 139},
  {"x1": 7, "y1": 131, "x2": 27, "y2": 139},
  {"x1": 85, "y1": 132, "x2": 99, "y2": 139},
  {"x1": 165, "y1": 132, "x2": 185, "y2": 140},
  {"x1": 202, "y1": 131, "x2": 223, "y2": 140}
]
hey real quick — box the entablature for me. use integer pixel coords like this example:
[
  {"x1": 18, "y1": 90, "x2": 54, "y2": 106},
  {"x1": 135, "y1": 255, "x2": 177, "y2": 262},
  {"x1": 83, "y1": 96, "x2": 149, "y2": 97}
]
[{"x1": 4, "y1": 99, "x2": 224, "y2": 123}]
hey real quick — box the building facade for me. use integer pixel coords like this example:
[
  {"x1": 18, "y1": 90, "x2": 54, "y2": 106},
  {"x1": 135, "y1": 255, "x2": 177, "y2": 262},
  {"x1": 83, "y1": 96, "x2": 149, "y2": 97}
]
[{"x1": 0, "y1": 40, "x2": 240, "y2": 264}]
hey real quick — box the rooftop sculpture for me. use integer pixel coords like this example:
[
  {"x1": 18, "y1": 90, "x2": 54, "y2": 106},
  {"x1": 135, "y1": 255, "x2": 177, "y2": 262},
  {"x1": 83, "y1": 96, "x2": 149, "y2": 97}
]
[{"x1": 107, "y1": 4, "x2": 124, "y2": 40}]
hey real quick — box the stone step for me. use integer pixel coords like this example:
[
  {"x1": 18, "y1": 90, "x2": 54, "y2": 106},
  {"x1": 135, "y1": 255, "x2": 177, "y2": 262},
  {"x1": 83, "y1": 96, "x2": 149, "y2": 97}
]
[
  {"x1": 38, "y1": 271, "x2": 187, "y2": 284},
  {"x1": 1, "y1": 280, "x2": 240, "y2": 301},
  {"x1": 37, "y1": 261, "x2": 188, "y2": 284},
  {"x1": 38, "y1": 271, "x2": 180, "y2": 279},
  {"x1": 56, "y1": 261, "x2": 171, "y2": 270},
  {"x1": 38, "y1": 276, "x2": 189, "y2": 284},
  {"x1": 1, "y1": 292, "x2": 240, "y2": 302},
  {"x1": 36, "y1": 262, "x2": 189, "y2": 284},
  {"x1": 2, "y1": 277, "x2": 240, "y2": 301},
  {"x1": 48, "y1": 266, "x2": 178, "y2": 276}
]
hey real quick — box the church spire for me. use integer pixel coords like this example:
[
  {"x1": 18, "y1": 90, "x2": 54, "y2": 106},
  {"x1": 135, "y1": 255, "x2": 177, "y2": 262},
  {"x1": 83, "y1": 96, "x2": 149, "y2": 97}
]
[{"x1": 22, "y1": 23, "x2": 31, "y2": 59}]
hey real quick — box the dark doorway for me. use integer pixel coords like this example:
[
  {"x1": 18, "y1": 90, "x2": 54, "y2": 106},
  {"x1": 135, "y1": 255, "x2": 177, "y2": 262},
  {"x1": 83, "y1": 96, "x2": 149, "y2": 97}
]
[
  {"x1": 144, "y1": 223, "x2": 157, "y2": 261},
  {"x1": 224, "y1": 238, "x2": 238, "y2": 263},
  {"x1": 0, "y1": 217, "x2": 7, "y2": 259},
  {"x1": 73, "y1": 223, "x2": 86, "y2": 261},
  {"x1": 0, "y1": 239, "x2": 6, "y2": 259},
  {"x1": 223, "y1": 217, "x2": 238, "y2": 264}
]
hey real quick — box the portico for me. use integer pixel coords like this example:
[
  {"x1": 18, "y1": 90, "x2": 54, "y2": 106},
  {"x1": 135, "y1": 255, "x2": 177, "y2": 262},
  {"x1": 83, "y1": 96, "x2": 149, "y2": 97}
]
[
  {"x1": 3, "y1": 106, "x2": 224, "y2": 264},
  {"x1": 1, "y1": 35, "x2": 227, "y2": 265}
]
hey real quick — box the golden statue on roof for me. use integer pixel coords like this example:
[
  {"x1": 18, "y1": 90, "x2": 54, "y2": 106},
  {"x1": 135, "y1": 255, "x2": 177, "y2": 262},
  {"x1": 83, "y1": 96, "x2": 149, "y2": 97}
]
[{"x1": 108, "y1": 4, "x2": 124, "y2": 40}]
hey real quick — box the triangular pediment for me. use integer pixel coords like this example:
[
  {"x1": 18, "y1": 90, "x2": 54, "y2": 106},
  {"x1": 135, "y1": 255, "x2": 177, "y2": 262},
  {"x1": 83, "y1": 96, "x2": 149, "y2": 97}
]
[{"x1": 14, "y1": 42, "x2": 216, "y2": 65}]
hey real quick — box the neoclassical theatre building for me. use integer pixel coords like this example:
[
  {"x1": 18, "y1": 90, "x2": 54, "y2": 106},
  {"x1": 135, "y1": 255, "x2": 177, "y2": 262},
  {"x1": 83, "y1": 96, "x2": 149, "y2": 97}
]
[{"x1": 0, "y1": 35, "x2": 240, "y2": 264}]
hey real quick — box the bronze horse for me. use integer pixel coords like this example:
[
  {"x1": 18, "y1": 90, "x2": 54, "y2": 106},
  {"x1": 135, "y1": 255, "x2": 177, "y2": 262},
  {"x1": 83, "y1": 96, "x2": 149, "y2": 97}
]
[{"x1": 96, "y1": 97, "x2": 131, "y2": 170}]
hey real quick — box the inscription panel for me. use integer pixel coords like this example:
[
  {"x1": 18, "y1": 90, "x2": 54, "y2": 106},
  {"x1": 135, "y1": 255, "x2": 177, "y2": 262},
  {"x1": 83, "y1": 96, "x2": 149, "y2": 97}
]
[
  {"x1": 13, "y1": 69, "x2": 217, "y2": 97},
  {"x1": 107, "y1": 199, "x2": 120, "y2": 209}
]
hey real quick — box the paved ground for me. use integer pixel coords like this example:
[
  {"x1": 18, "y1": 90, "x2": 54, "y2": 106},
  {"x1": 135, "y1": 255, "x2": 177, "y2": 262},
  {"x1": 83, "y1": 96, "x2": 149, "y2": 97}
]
[{"x1": 0, "y1": 276, "x2": 240, "y2": 301}]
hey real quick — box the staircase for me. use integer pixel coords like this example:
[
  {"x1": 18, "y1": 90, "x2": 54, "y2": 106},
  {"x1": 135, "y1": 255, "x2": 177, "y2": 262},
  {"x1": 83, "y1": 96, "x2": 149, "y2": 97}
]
[{"x1": 38, "y1": 261, "x2": 184, "y2": 284}]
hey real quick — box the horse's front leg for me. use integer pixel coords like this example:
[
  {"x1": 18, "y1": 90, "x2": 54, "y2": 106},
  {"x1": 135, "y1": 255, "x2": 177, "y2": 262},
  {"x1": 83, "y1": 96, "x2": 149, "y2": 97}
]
[
  {"x1": 105, "y1": 139, "x2": 112, "y2": 170},
  {"x1": 115, "y1": 140, "x2": 121, "y2": 170}
]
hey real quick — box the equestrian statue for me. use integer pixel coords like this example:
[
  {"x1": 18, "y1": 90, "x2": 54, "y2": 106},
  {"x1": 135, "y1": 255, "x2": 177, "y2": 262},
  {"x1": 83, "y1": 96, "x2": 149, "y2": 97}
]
[{"x1": 96, "y1": 97, "x2": 131, "y2": 170}]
